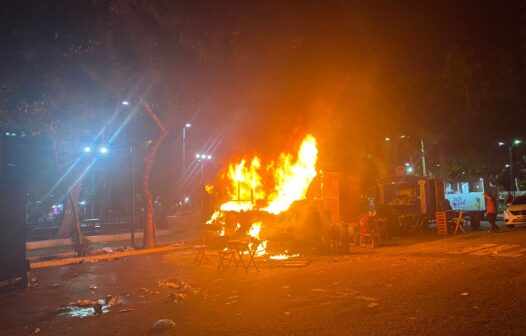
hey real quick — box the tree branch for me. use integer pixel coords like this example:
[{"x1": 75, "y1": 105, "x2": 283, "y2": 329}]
[{"x1": 141, "y1": 98, "x2": 167, "y2": 133}]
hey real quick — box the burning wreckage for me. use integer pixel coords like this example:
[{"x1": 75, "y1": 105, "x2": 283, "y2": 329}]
[{"x1": 203, "y1": 134, "x2": 341, "y2": 258}]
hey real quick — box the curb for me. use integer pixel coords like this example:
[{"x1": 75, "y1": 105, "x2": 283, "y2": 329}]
[
  {"x1": 27, "y1": 229, "x2": 172, "y2": 250},
  {"x1": 30, "y1": 245, "x2": 193, "y2": 269}
]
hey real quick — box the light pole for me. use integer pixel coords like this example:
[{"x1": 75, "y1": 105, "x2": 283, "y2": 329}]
[
  {"x1": 384, "y1": 135, "x2": 427, "y2": 176},
  {"x1": 122, "y1": 100, "x2": 136, "y2": 246},
  {"x1": 499, "y1": 139, "x2": 522, "y2": 194},
  {"x1": 182, "y1": 123, "x2": 192, "y2": 178},
  {"x1": 196, "y1": 153, "x2": 212, "y2": 218}
]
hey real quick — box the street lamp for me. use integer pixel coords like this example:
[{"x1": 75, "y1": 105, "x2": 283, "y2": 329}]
[
  {"x1": 99, "y1": 146, "x2": 109, "y2": 155},
  {"x1": 498, "y1": 139, "x2": 522, "y2": 194},
  {"x1": 121, "y1": 101, "x2": 129, "y2": 106},
  {"x1": 83, "y1": 146, "x2": 91, "y2": 153},
  {"x1": 196, "y1": 153, "x2": 212, "y2": 182}
]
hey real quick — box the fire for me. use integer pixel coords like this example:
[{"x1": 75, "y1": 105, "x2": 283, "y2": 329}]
[
  {"x1": 247, "y1": 221, "x2": 262, "y2": 240},
  {"x1": 247, "y1": 221, "x2": 267, "y2": 257},
  {"x1": 206, "y1": 134, "x2": 319, "y2": 257},
  {"x1": 219, "y1": 157, "x2": 264, "y2": 212},
  {"x1": 269, "y1": 253, "x2": 300, "y2": 260},
  {"x1": 262, "y1": 135, "x2": 318, "y2": 214}
]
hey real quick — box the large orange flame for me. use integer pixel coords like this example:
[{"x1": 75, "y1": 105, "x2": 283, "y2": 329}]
[
  {"x1": 207, "y1": 134, "x2": 319, "y2": 257},
  {"x1": 262, "y1": 134, "x2": 318, "y2": 214}
]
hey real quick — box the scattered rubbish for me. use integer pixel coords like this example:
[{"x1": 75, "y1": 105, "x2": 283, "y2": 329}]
[
  {"x1": 60, "y1": 294, "x2": 123, "y2": 318},
  {"x1": 116, "y1": 246, "x2": 134, "y2": 252},
  {"x1": 118, "y1": 308, "x2": 136, "y2": 313},
  {"x1": 69, "y1": 299, "x2": 100, "y2": 307},
  {"x1": 105, "y1": 294, "x2": 120, "y2": 305},
  {"x1": 151, "y1": 319, "x2": 176, "y2": 332},
  {"x1": 281, "y1": 285, "x2": 291, "y2": 289},
  {"x1": 33, "y1": 328, "x2": 41, "y2": 335},
  {"x1": 102, "y1": 247, "x2": 114, "y2": 254},
  {"x1": 409, "y1": 316, "x2": 417, "y2": 320},
  {"x1": 460, "y1": 292, "x2": 469, "y2": 296},
  {"x1": 67, "y1": 299, "x2": 105, "y2": 316},
  {"x1": 89, "y1": 285, "x2": 97, "y2": 290},
  {"x1": 30, "y1": 277, "x2": 39, "y2": 288},
  {"x1": 51, "y1": 283, "x2": 60, "y2": 288},
  {"x1": 355, "y1": 296, "x2": 379, "y2": 301},
  {"x1": 168, "y1": 293, "x2": 186, "y2": 303},
  {"x1": 268, "y1": 258, "x2": 311, "y2": 268},
  {"x1": 367, "y1": 303, "x2": 378, "y2": 308},
  {"x1": 310, "y1": 288, "x2": 328, "y2": 292},
  {"x1": 157, "y1": 279, "x2": 192, "y2": 292},
  {"x1": 473, "y1": 305, "x2": 480, "y2": 310},
  {"x1": 227, "y1": 295, "x2": 239, "y2": 300},
  {"x1": 284, "y1": 311, "x2": 291, "y2": 315}
]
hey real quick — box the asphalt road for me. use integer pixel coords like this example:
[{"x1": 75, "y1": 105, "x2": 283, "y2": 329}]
[{"x1": 2, "y1": 227, "x2": 526, "y2": 336}]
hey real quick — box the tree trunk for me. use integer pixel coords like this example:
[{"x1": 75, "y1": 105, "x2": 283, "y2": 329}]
[
  {"x1": 56, "y1": 182, "x2": 82, "y2": 240},
  {"x1": 142, "y1": 131, "x2": 169, "y2": 248}
]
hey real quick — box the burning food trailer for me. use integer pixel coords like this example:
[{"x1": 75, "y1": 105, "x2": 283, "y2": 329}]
[{"x1": 204, "y1": 134, "x2": 330, "y2": 257}]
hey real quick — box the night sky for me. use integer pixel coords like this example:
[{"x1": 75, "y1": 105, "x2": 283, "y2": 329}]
[{"x1": 1, "y1": 0, "x2": 525, "y2": 190}]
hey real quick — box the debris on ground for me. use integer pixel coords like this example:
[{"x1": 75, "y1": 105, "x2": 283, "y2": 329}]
[
  {"x1": 354, "y1": 296, "x2": 379, "y2": 301},
  {"x1": 310, "y1": 288, "x2": 328, "y2": 292},
  {"x1": 32, "y1": 327, "x2": 41, "y2": 335},
  {"x1": 157, "y1": 279, "x2": 192, "y2": 292},
  {"x1": 89, "y1": 284, "x2": 97, "y2": 290},
  {"x1": 30, "y1": 277, "x2": 39, "y2": 288},
  {"x1": 101, "y1": 247, "x2": 114, "y2": 253},
  {"x1": 115, "y1": 246, "x2": 134, "y2": 252},
  {"x1": 367, "y1": 302, "x2": 378, "y2": 308},
  {"x1": 168, "y1": 293, "x2": 186, "y2": 302},
  {"x1": 151, "y1": 319, "x2": 176, "y2": 332},
  {"x1": 118, "y1": 308, "x2": 136, "y2": 313},
  {"x1": 69, "y1": 299, "x2": 100, "y2": 307},
  {"x1": 59, "y1": 294, "x2": 123, "y2": 318},
  {"x1": 68, "y1": 299, "x2": 104, "y2": 315},
  {"x1": 460, "y1": 292, "x2": 469, "y2": 296},
  {"x1": 270, "y1": 259, "x2": 311, "y2": 268},
  {"x1": 105, "y1": 294, "x2": 120, "y2": 305}
]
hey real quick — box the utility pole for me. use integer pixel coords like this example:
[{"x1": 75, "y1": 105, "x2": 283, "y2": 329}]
[
  {"x1": 420, "y1": 138, "x2": 427, "y2": 177},
  {"x1": 130, "y1": 144, "x2": 136, "y2": 247}
]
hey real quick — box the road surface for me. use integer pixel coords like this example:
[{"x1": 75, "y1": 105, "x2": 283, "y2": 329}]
[{"x1": 2, "y1": 227, "x2": 526, "y2": 336}]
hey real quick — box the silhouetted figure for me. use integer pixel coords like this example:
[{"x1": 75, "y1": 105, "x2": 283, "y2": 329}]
[{"x1": 484, "y1": 192, "x2": 499, "y2": 232}]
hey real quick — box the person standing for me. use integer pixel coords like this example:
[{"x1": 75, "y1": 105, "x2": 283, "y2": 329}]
[{"x1": 484, "y1": 192, "x2": 499, "y2": 232}]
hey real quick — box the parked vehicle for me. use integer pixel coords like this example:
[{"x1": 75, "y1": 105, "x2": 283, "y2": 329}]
[{"x1": 504, "y1": 195, "x2": 526, "y2": 228}]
